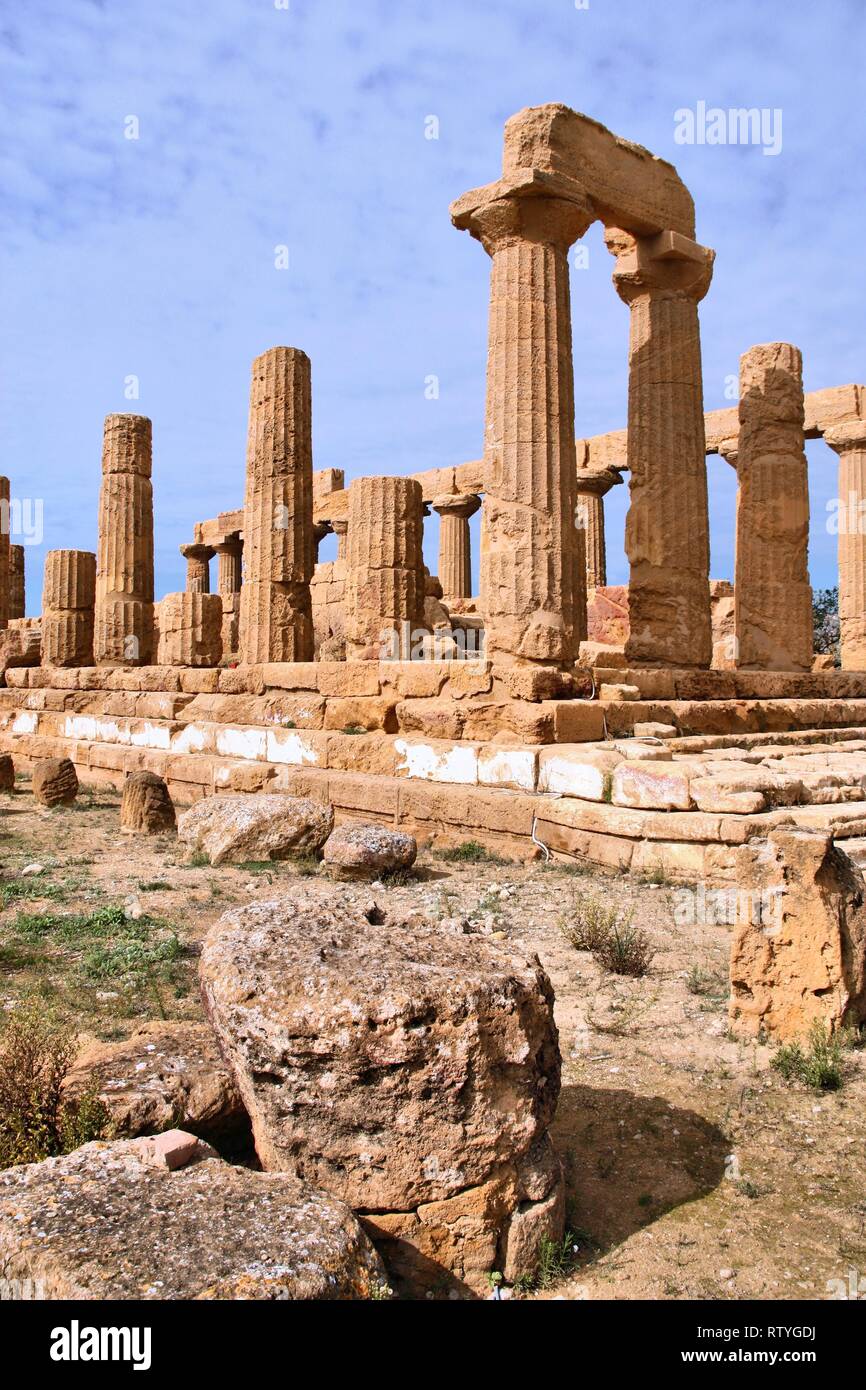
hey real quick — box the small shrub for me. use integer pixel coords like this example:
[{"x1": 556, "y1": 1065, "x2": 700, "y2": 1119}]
[
  {"x1": 138, "y1": 880, "x2": 173, "y2": 892},
  {"x1": 342, "y1": 725, "x2": 365, "y2": 736},
  {"x1": 535, "y1": 1231, "x2": 580, "y2": 1290},
  {"x1": 771, "y1": 1022, "x2": 844, "y2": 1091},
  {"x1": 559, "y1": 893, "x2": 621, "y2": 952},
  {"x1": 0, "y1": 999, "x2": 109, "y2": 1169},
  {"x1": 594, "y1": 920, "x2": 654, "y2": 978},
  {"x1": 438, "y1": 840, "x2": 507, "y2": 865},
  {"x1": 185, "y1": 851, "x2": 210, "y2": 868},
  {"x1": 685, "y1": 964, "x2": 723, "y2": 997},
  {"x1": 291, "y1": 852, "x2": 320, "y2": 877}
]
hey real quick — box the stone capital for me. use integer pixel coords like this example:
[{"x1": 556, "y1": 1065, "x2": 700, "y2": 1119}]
[
  {"x1": 717, "y1": 436, "x2": 739, "y2": 468},
  {"x1": 606, "y1": 227, "x2": 714, "y2": 306},
  {"x1": 823, "y1": 420, "x2": 866, "y2": 455},
  {"x1": 432, "y1": 492, "x2": 482, "y2": 520},
  {"x1": 180, "y1": 542, "x2": 215, "y2": 563},
  {"x1": 451, "y1": 168, "x2": 594, "y2": 256},
  {"x1": 574, "y1": 466, "x2": 623, "y2": 499},
  {"x1": 212, "y1": 533, "x2": 242, "y2": 556}
]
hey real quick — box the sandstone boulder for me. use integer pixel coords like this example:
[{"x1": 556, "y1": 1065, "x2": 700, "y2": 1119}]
[
  {"x1": 200, "y1": 892, "x2": 563, "y2": 1292},
  {"x1": 322, "y1": 824, "x2": 417, "y2": 879},
  {"x1": 120, "y1": 770, "x2": 176, "y2": 834},
  {"x1": 729, "y1": 828, "x2": 866, "y2": 1041},
  {"x1": 32, "y1": 757, "x2": 78, "y2": 808},
  {"x1": 177, "y1": 793, "x2": 333, "y2": 866},
  {"x1": 0, "y1": 1138, "x2": 385, "y2": 1300},
  {"x1": 64, "y1": 1021, "x2": 248, "y2": 1146},
  {"x1": 0, "y1": 753, "x2": 14, "y2": 792}
]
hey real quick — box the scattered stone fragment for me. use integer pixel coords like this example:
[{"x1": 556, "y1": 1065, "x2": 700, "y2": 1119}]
[
  {"x1": 200, "y1": 891, "x2": 564, "y2": 1293},
  {"x1": 0, "y1": 1139, "x2": 386, "y2": 1300},
  {"x1": 177, "y1": 792, "x2": 333, "y2": 866},
  {"x1": 32, "y1": 756, "x2": 78, "y2": 808},
  {"x1": 120, "y1": 770, "x2": 176, "y2": 834},
  {"x1": 0, "y1": 753, "x2": 14, "y2": 791},
  {"x1": 322, "y1": 824, "x2": 417, "y2": 880}
]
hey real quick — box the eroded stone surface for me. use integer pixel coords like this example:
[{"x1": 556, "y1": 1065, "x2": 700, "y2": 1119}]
[
  {"x1": 322, "y1": 823, "x2": 417, "y2": 879},
  {"x1": 32, "y1": 756, "x2": 78, "y2": 807},
  {"x1": 177, "y1": 792, "x2": 333, "y2": 865},
  {"x1": 120, "y1": 770, "x2": 177, "y2": 834}
]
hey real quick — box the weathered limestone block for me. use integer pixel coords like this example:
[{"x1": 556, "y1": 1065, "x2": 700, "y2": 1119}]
[
  {"x1": 607, "y1": 228, "x2": 714, "y2": 668},
  {"x1": 824, "y1": 421, "x2": 866, "y2": 670},
  {"x1": 537, "y1": 746, "x2": 621, "y2": 799},
  {"x1": 735, "y1": 344, "x2": 812, "y2": 671},
  {"x1": 64, "y1": 1021, "x2": 247, "y2": 1145},
  {"x1": 94, "y1": 414, "x2": 154, "y2": 666},
  {"x1": 321, "y1": 824, "x2": 417, "y2": 880},
  {"x1": 200, "y1": 893, "x2": 564, "y2": 1292},
  {"x1": 32, "y1": 756, "x2": 78, "y2": 807},
  {"x1": 710, "y1": 576, "x2": 737, "y2": 670},
  {"x1": 157, "y1": 592, "x2": 222, "y2": 667},
  {"x1": 120, "y1": 769, "x2": 176, "y2": 834},
  {"x1": 0, "y1": 753, "x2": 14, "y2": 791},
  {"x1": 0, "y1": 476, "x2": 9, "y2": 630},
  {"x1": 0, "y1": 1140, "x2": 385, "y2": 1300},
  {"x1": 729, "y1": 828, "x2": 866, "y2": 1040},
  {"x1": 612, "y1": 759, "x2": 696, "y2": 811},
  {"x1": 41, "y1": 550, "x2": 96, "y2": 667},
  {"x1": 345, "y1": 476, "x2": 426, "y2": 660},
  {"x1": 239, "y1": 347, "x2": 315, "y2": 665},
  {"x1": 9, "y1": 545, "x2": 24, "y2": 621},
  {"x1": 452, "y1": 167, "x2": 591, "y2": 668},
  {"x1": 177, "y1": 792, "x2": 333, "y2": 865}
]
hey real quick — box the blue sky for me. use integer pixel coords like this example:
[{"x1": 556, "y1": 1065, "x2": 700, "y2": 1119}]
[{"x1": 1, "y1": 0, "x2": 863, "y2": 612}]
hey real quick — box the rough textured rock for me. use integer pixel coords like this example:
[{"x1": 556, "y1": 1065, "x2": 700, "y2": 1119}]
[
  {"x1": 157, "y1": 591, "x2": 222, "y2": 667},
  {"x1": 94, "y1": 414, "x2": 154, "y2": 666},
  {"x1": 32, "y1": 756, "x2": 78, "y2": 807},
  {"x1": 729, "y1": 828, "x2": 866, "y2": 1041},
  {"x1": 120, "y1": 770, "x2": 176, "y2": 834},
  {"x1": 0, "y1": 1139, "x2": 385, "y2": 1300},
  {"x1": 0, "y1": 752, "x2": 14, "y2": 792},
  {"x1": 322, "y1": 823, "x2": 417, "y2": 879},
  {"x1": 178, "y1": 792, "x2": 333, "y2": 865},
  {"x1": 41, "y1": 550, "x2": 96, "y2": 668},
  {"x1": 607, "y1": 226, "x2": 714, "y2": 669},
  {"x1": 735, "y1": 343, "x2": 813, "y2": 671},
  {"x1": 200, "y1": 892, "x2": 564, "y2": 1292},
  {"x1": 345, "y1": 476, "x2": 426, "y2": 660},
  {"x1": 238, "y1": 347, "x2": 315, "y2": 665},
  {"x1": 64, "y1": 1021, "x2": 247, "y2": 1145}
]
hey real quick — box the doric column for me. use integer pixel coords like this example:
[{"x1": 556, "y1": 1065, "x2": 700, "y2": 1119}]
[
  {"x1": 574, "y1": 466, "x2": 622, "y2": 593},
  {"x1": 0, "y1": 477, "x2": 10, "y2": 631},
  {"x1": 42, "y1": 550, "x2": 96, "y2": 667},
  {"x1": 606, "y1": 228, "x2": 714, "y2": 668},
  {"x1": 345, "y1": 476, "x2": 425, "y2": 660},
  {"x1": 213, "y1": 533, "x2": 243, "y2": 658},
  {"x1": 332, "y1": 518, "x2": 348, "y2": 561},
  {"x1": 432, "y1": 493, "x2": 480, "y2": 604},
  {"x1": 94, "y1": 414, "x2": 154, "y2": 666},
  {"x1": 734, "y1": 343, "x2": 812, "y2": 671},
  {"x1": 157, "y1": 592, "x2": 222, "y2": 667},
  {"x1": 451, "y1": 170, "x2": 594, "y2": 668},
  {"x1": 825, "y1": 420, "x2": 866, "y2": 669},
  {"x1": 238, "y1": 347, "x2": 315, "y2": 665},
  {"x1": 9, "y1": 545, "x2": 25, "y2": 620},
  {"x1": 180, "y1": 542, "x2": 213, "y2": 593}
]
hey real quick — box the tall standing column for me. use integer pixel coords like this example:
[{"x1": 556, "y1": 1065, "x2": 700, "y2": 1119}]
[
  {"x1": 213, "y1": 533, "x2": 243, "y2": 658},
  {"x1": 825, "y1": 421, "x2": 866, "y2": 669},
  {"x1": 42, "y1": 551, "x2": 96, "y2": 667},
  {"x1": 180, "y1": 543, "x2": 213, "y2": 593},
  {"x1": 433, "y1": 494, "x2": 480, "y2": 604},
  {"x1": 606, "y1": 228, "x2": 714, "y2": 668},
  {"x1": 734, "y1": 343, "x2": 812, "y2": 671},
  {"x1": 94, "y1": 414, "x2": 154, "y2": 666},
  {"x1": 574, "y1": 467, "x2": 622, "y2": 593},
  {"x1": 451, "y1": 173, "x2": 594, "y2": 668},
  {"x1": 9, "y1": 545, "x2": 25, "y2": 620},
  {"x1": 238, "y1": 347, "x2": 315, "y2": 665},
  {"x1": 0, "y1": 476, "x2": 10, "y2": 631},
  {"x1": 345, "y1": 476, "x2": 425, "y2": 660}
]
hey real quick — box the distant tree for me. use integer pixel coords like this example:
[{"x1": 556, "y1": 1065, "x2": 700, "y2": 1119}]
[{"x1": 812, "y1": 587, "x2": 840, "y2": 663}]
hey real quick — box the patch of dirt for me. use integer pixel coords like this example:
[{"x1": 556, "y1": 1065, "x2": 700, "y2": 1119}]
[{"x1": 2, "y1": 781, "x2": 863, "y2": 1301}]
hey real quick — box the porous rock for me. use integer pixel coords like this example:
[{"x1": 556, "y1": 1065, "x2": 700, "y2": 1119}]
[
  {"x1": 32, "y1": 757, "x2": 78, "y2": 808},
  {"x1": 120, "y1": 770, "x2": 176, "y2": 834},
  {"x1": 322, "y1": 823, "x2": 417, "y2": 879},
  {"x1": 177, "y1": 792, "x2": 333, "y2": 866}
]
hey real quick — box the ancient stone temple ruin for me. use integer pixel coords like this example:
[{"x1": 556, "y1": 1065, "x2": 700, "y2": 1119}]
[{"x1": 1, "y1": 105, "x2": 866, "y2": 1020}]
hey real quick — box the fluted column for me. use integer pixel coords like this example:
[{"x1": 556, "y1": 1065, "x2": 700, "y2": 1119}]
[
  {"x1": 238, "y1": 347, "x2": 315, "y2": 665},
  {"x1": 332, "y1": 518, "x2": 348, "y2": 561},
  {"x1": 451, "y1": 172, "x2": 594, "y2": 668},
  {"x1": 157, "y1": 592, "x2": 222, "y2": 667},
  {"x1": 42, "y1": 550, "x2": 96, "y2": 666},
  {"x1": 574, "y1": 466, "x2": 622, "y2": 594},
  {"x1": 345, "y1": 476, "x2": 425, "y2": 660},
  {"x1": 735, "y1": 343, "x2": 812, "y2": 671},
  {"x1": 433, "y1": 493, "x2": 480, "y2": 604},
  {"x1": 94, "y1": 414, "x2": 154, "y2": 666},
  {"x1": 213, "y1": 533, "x2": 243, "y2": 658},
  {"x1": 9, "y1": 545, "x2": 25, "y2": 620},
  {"x1": 825, "y1": 420, "x2": 866, "y2": 670},
  {"x1": 607, "y1": 228, "x2": 714, "y2": 668},
  {"x1": 0, "y1": 477, "x2": 10, "y2": 631},
  {"x1": 180, "y1": 542, "x2": 213, "y2": 593}
]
